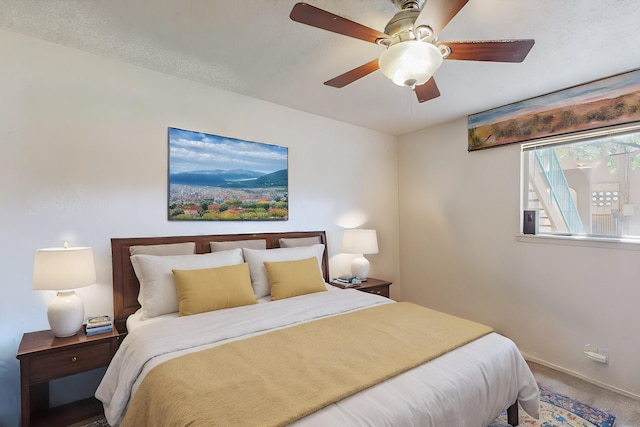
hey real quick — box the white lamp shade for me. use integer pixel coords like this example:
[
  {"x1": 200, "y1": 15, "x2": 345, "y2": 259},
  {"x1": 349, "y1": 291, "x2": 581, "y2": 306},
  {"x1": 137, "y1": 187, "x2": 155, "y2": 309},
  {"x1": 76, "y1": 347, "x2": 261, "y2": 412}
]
[
  {"x1": 378, "y1": 40, "x2": 443, "y2": 87},
  {"x1": 342, "y1": 229, "x2": 379, "y2": 255},
  {"x1": 33, "y1": 247, "x2": 96, "y2": 291}
]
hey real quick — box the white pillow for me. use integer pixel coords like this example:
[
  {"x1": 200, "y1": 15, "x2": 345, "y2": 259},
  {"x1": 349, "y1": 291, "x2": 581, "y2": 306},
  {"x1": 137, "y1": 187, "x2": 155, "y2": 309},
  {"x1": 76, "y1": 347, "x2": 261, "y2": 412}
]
[
  {"x1": 129, "y1": 242, "x2": 195, "y2": 256},
  {"x1": 278, "y1": 237, "x2": 321, "y2": 248},
  {"x1": 210, "y1": 239, "x2": 266, "y2": 252},
  {"x1": 129, "y1": 242, "x2": 197, "y2": 305},
  {"x1": 242, "y1": 244, "x2": 325, "y2": 298},
  {"x1": 131, "y1": 249, "x2": 244, "y2": 319}
]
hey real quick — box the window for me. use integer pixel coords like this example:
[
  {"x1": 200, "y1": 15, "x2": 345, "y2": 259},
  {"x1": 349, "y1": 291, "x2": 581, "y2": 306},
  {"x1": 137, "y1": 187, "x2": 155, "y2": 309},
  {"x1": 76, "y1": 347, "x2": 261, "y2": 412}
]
[{"x1": 521, "y1": 124, "x2": 640, "y2": 239}]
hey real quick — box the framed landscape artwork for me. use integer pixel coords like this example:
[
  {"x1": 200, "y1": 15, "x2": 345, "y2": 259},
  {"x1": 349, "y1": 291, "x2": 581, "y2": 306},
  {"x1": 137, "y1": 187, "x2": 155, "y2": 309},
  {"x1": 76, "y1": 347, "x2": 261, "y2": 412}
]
[
  {"x1": 468, "y1": 69, "x2": 640, "y2": 151},
  {"x1": 168, "y1": 127, "x2": 288, "y2": 221}
]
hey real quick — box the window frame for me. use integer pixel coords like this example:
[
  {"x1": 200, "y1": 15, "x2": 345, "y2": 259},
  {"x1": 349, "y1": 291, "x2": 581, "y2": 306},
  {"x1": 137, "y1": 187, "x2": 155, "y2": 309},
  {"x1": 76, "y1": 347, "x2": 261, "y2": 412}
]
[{"x1": 519, "y1": 122, "x2": 640, "y2": 246}]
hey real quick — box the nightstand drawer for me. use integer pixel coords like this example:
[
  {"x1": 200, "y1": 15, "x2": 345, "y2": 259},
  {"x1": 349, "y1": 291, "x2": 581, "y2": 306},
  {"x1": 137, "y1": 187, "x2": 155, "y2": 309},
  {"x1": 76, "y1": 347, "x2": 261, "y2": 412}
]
[
  {"x1": 359, "y1": 285, "x2": 390, "y2": 298},
  {"x1": 330, "y1": 278, "x2": 392, "y2": 299},
  {"x1": 359, "y1": 286, "x2": 389, "y2": 298},
  {"x1": 30, "y1": 342, "x2": 112, "y2": 383}
]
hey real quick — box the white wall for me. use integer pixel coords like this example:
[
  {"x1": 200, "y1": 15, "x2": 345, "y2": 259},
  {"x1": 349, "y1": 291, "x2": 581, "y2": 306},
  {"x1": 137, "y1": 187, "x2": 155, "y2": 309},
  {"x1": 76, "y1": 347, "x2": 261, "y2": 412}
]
[
  {"x1": 398, "y1": 117, "x2": 640, "y2": 399},
  {"x1": 0, "y1": 28, "x2": 399, "y2": 425}
]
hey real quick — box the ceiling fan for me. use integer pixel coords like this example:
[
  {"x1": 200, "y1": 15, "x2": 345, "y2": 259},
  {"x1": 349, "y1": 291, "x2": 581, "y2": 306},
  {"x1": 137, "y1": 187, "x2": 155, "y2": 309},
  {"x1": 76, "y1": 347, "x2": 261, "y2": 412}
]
[{"x1": 290, "y1": 0, "x2": 535, "y2": 103}]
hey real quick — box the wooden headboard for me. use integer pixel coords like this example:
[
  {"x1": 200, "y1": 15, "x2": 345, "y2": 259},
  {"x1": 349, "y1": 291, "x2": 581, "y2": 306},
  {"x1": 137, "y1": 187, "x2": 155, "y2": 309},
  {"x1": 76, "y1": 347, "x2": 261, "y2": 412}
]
[{"x1": 111, "y1": 231, "x2": 328, "y2": 333}]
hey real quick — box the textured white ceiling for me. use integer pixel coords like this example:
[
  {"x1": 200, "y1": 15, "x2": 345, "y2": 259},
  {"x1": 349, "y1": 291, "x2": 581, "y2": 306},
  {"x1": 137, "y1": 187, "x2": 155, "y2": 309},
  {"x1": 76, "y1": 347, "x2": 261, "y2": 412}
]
[{"x1": 1, "y1": 0, "x2": 639, "y2": 135}]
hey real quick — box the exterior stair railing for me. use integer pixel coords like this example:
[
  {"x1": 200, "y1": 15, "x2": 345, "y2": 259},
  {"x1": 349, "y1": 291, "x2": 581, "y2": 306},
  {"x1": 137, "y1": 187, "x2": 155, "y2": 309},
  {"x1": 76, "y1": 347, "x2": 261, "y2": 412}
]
[{"x1": 534, "y1": 148, "x2": 584, "y2": 233}]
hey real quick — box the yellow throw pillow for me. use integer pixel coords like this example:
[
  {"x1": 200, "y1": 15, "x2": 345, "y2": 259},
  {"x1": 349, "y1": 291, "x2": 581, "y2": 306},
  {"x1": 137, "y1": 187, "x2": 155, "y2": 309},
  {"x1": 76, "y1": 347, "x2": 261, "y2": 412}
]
[
  {"x1": 264, "y1": 257, "x2": 327, "y2": 301},
  {"x1": 172, "y1": 263, "x2": 257, "y2": 316}
]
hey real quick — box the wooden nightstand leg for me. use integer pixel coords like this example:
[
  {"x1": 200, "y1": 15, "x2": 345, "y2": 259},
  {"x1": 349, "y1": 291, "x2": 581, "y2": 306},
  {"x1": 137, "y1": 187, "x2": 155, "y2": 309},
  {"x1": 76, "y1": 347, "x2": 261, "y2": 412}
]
[
  {"x1": 31, "y1": 382, "x2": 49, "y2": 412},
  {"x1": 20, "y1": 360, "x2": 31, "y2": 427},
  {"x1": 20, "y1": 388, "x2": 29, "y2": 427}
]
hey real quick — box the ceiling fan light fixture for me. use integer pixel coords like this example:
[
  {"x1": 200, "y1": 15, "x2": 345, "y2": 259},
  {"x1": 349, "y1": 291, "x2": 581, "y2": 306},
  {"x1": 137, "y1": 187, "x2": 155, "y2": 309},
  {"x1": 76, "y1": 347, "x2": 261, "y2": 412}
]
[{"x1": 378, "y1": 40, "x2": 443, "y2": 87}]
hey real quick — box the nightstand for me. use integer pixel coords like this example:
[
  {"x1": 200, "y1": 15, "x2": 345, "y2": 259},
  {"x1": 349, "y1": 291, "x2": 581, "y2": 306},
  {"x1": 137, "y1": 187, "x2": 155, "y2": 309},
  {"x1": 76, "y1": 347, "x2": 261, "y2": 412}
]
[
  {"x1": 17, "y1": 327, "x2": 120, "y2": 427},
  {"x1": 331, "y1": 277, "x2": 393, "y2": 298}
]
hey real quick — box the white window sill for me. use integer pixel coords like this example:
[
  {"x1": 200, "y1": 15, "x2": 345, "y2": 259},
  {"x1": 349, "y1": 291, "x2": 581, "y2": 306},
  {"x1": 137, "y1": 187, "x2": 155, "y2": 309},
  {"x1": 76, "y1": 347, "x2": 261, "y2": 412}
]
[{"x1": 516, "y1": 233, "x2": 640, "y2": 251}]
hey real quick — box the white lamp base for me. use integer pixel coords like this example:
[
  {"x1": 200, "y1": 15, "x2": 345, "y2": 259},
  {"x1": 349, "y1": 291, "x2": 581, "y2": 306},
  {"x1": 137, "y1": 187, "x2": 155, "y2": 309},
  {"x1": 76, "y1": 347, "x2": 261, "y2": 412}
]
[
  {"x1": 47, "y1": 291, "x2": 85, "y2": 337},
  {"x1": 351, "y1": 255, "x2": 370, "y2": 281}
]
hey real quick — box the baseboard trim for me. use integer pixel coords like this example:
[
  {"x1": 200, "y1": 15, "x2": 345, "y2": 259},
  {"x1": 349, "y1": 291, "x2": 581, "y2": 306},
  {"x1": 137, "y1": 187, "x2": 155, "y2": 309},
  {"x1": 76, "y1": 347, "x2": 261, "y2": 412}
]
[{"x1": 522, "y1": 352, "x2": 640, "y2": 402}]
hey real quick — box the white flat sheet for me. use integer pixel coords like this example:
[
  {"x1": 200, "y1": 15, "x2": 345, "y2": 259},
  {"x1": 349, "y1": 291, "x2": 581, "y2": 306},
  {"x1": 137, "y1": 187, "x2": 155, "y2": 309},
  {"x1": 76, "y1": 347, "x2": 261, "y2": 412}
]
[
  {"x1": 125, "y1": 292, "x2": 275, "y2": 331},
  {"x1": 97, "y1": 288, "x2": 539, "y2": 427}
]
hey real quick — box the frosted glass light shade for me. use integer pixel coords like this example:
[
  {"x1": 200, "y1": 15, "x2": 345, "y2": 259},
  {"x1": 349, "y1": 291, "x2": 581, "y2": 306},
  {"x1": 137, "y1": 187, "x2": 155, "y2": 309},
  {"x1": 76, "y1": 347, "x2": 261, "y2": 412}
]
[
  {"x1": 342, "y1": 229, "x2": 378, "y2": 281},
  {"x1": 378, "y1": 40, "x2": 443, "y2": 87},
  {"x1": 32, "y1": 246, "x2": 96, "y2": 337}
]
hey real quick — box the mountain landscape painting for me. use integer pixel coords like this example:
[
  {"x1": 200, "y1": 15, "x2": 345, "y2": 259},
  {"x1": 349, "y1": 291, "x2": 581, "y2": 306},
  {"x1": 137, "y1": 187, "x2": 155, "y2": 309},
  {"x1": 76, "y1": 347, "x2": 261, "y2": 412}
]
[{"x1": 168, "y1": 127, "x2": 288, "y2": 221}]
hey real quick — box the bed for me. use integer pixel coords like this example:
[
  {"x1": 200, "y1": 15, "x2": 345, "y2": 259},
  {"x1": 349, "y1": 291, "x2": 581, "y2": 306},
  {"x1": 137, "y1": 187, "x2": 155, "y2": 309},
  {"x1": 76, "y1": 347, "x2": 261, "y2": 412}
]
[{"x1": 97, "y1": 231, "x2": 539, "y2": 426}]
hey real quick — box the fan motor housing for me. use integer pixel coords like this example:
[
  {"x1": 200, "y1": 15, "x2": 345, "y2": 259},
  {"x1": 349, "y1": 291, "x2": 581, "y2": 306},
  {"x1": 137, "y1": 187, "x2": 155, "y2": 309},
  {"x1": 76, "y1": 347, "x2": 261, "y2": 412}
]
[
  {"x1": 385, "y1": 0, "x2": 427, "y2": 38},
  {"x1": 384, "y1": 8, "x2": 420, "y2": 37},
  {"x1": 390, "y1": 0, "x2": 425, "y2": 10}
]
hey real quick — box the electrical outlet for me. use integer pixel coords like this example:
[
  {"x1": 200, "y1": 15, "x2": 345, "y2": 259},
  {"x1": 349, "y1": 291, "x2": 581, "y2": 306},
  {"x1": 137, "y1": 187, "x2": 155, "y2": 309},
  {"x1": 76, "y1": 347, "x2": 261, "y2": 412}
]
[{"x1": 584, "y1": 344, "x2": 609, "y2": 364}]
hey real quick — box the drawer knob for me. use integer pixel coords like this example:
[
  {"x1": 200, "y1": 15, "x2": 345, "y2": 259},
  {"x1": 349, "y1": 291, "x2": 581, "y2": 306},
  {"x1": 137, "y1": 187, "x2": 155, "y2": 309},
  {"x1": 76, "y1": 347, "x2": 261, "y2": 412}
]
[{"x1": 71, "y1": 356, "x2": 77, "y2": 362}]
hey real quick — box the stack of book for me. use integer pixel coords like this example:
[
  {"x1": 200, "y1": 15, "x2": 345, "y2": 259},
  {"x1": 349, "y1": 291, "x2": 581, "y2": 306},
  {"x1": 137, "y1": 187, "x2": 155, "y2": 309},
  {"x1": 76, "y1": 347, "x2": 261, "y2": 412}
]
[
  {"x1": 331, "y1": 277, "x2": 361, "y2": 288},
  {"x1": 85, "y1": 315, "x2": 113, "y2": 336}
]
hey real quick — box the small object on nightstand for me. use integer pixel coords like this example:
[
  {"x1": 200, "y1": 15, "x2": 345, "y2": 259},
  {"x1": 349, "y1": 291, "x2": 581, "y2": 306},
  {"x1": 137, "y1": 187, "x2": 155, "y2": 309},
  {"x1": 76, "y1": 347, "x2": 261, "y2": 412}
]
[
  {"x1": 86, "y1": 315, "x2": 111, "y2": 326},
  {"x1": 17, "y1": 327, "x2": 120, "y2": 427},
  {"x1": 86, "y1": 315, "x2": 113, "y2": 335},
  {"x1": 332, "y1": 276, "x2": 362, "y2": 287},
  {"x1": 86, "y1": 325, "x2": 114, "y2": 336}
]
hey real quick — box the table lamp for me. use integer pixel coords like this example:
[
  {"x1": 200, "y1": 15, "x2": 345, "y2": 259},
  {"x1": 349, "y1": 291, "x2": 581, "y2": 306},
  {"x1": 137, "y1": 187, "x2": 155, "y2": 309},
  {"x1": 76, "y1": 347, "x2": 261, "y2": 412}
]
[
  {"x1": 342, "y1": 229, "x2": 378, "y2": 281},
  {"x1": 32, "y1": 243, "x2": 96, "y2": 337}
]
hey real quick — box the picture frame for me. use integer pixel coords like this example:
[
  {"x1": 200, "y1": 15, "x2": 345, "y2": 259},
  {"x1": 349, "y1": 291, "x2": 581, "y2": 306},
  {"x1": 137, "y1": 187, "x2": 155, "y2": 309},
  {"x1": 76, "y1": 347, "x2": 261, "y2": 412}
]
[
  {"x1": 468, "y1": 69, "x2": 640, "y2": 151},
  {"x1": 168, "y1": 127, "x2": 288, "y2": 221}
]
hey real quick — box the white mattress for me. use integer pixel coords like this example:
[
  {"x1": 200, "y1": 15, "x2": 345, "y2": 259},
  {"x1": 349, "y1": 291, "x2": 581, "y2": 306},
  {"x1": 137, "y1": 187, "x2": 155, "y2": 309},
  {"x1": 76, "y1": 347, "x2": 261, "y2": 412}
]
[{"x1": 98, "y1": 288, "x2": 539, "y2": 426}]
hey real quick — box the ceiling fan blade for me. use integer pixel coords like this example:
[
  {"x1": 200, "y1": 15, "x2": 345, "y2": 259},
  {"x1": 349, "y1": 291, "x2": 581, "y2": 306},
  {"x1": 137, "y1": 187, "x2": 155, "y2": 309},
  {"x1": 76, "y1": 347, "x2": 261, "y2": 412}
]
[
  {"x1": 414, "y1": 0, "x2": 469, "y2": 37},
  {"x1": 440, "y1": 39, "x2": 535, "y2": 62},
  {"x1": 324, "y1": 59, "x2": 380, "y2": 88},
  {"x1": 414, "y1": 77, "x2": 441, "y2": 103},
  {"x1": 290, "y1": 2, "x2": 389, "y2": 44}
]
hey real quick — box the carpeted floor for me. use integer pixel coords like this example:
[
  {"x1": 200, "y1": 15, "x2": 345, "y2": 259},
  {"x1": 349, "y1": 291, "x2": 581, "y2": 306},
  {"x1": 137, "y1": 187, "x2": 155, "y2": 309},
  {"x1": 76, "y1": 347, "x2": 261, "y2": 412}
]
[
  {"x1": 489, "y1": 385, "x2": 616, "y2": 427},
  {"x1": 528, "y1": 361, "x2": 640, "y2": 426},
  {"x1": 74, "y1": 416, "x2": 108, "y2": 427}
]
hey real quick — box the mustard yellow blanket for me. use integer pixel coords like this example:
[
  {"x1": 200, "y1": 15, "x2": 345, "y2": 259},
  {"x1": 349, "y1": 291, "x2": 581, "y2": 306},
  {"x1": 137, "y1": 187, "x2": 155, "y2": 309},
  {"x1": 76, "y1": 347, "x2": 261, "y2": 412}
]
[{"x1": 121, "y1": 302, "x2": 493, "y2": 427}]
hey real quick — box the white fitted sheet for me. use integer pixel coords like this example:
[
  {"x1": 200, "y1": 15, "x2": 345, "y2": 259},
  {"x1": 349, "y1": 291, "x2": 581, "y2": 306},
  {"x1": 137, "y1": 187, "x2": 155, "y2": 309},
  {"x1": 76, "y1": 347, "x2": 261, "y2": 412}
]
[{"x1": 98, "y1": 288, "x2": 538, "y2": 426}]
